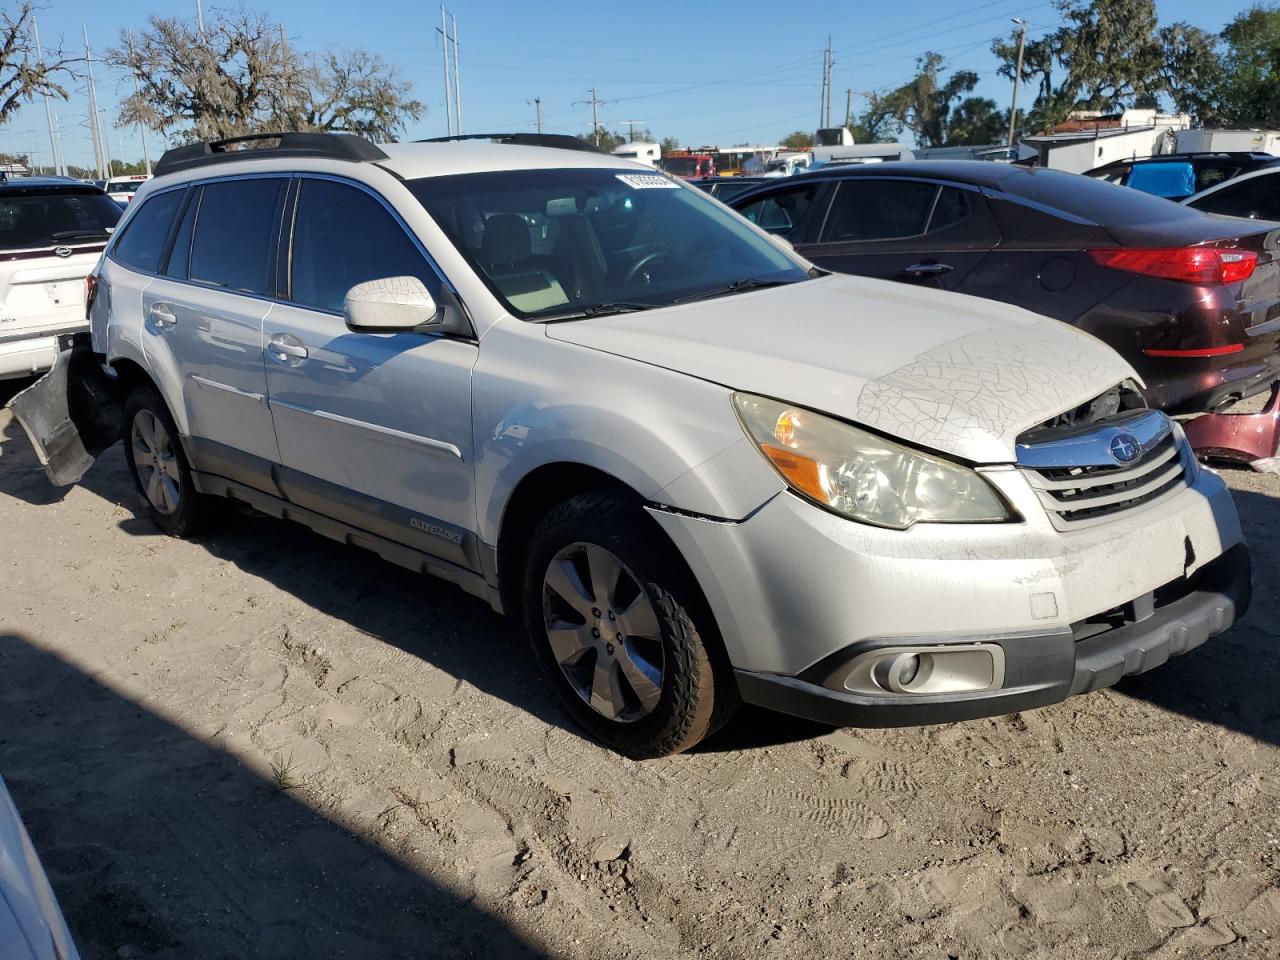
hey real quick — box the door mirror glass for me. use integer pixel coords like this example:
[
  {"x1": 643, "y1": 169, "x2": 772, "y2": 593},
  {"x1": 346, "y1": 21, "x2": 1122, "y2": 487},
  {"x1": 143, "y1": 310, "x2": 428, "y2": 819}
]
[{"x1": 344, "y1": 277, "x2": 439, "y2": 331}]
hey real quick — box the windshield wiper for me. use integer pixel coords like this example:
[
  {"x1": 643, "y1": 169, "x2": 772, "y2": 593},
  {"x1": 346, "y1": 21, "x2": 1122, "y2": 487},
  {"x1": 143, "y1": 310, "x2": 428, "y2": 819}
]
[
  {"x1": 535, "y1": 301, "x2": 660, "y2": 322},
  {"x1": 50, "y1": 230, "x2": 110, "y2": 241},
  {"x1": 670, "y1": 277, "x2": 799, "y2": 305}
]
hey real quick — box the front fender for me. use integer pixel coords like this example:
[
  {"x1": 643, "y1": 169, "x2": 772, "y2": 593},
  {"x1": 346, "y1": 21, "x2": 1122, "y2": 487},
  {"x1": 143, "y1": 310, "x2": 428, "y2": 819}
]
[{"x1": 472, "y1": 321, "x2": 784, "y2": 544}]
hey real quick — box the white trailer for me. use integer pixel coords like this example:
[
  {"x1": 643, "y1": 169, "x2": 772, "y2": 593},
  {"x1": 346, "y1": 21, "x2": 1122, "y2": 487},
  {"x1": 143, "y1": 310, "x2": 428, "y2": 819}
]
[
  {"x1": 1176, "y1": 129, "x2": 1280, "y2": 155},
  {"x1": 611, "y1": 142, "x2": 661, "y2": 167}
]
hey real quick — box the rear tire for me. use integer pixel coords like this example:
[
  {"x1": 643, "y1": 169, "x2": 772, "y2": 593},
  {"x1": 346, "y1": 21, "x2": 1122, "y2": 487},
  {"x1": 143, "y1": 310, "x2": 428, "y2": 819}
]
[
  {"x1": 122, "y1": 386, "x2": 216, "y2": 538},
  {"x1": 522, "y1": 490, "x2": 739, "y2": 759}
]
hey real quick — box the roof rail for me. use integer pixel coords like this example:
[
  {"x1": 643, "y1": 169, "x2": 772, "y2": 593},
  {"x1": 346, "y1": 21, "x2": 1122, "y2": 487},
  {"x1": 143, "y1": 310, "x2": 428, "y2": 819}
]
[
  {"x1": 154, "y1": 132, "x2": 389, "y2": 177},
  {"x1": 417, "y1": 133, "x2": 603, "y2": 154}
]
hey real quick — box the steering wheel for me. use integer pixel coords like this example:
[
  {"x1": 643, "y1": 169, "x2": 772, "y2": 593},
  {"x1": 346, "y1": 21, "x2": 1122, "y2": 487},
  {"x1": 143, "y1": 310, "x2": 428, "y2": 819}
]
[{"x1": 624, "y1": 250, "x2": 680, "y2": 285}]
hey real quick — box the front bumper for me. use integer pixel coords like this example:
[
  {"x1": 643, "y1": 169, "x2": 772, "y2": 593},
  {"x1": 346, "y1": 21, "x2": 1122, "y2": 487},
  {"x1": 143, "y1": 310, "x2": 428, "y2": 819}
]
[{"x1": 735, "y1": 543, "x2": 1250, "y2": 727}]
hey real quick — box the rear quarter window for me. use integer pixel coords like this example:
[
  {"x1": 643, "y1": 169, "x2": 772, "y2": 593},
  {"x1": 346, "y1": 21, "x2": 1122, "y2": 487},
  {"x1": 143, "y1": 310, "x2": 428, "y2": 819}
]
[{"x1": 111, "y1": 189, "x2": 185, "y2": 273}]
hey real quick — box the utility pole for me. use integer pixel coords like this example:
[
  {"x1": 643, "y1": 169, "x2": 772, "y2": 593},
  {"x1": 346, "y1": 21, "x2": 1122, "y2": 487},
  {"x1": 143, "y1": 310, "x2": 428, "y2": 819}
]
[
  {"x1": 196, "y1": 0, "x2": 205, "y2": 36},
  {"x1": 819, "y1": 37, "x2": 833, "y2": 129},
  {"x1": 450, "y1": 13, "x2": 462, "y2": 135},
  {"x1": 620, "y1": 120, "x2": 646, "y2": 141},
  {"x1": 438, "y1": 6, "x2": 453, "y2": 136},
  {"x1": 1007, "y1": 18, "x2": 1028, "y2": 152},
  {"x1": 532, "y1": 97, "x2": 542, "y2": 133},
  {"x1": 83, "y1": 25, "x2": 105, "y2": 179},
  {"x1": 844, "y1": 88, "x2": 853, "y2": 131},
  {"x1": 127, "y1": 32, "x2": 152, "y2": 175},
  {"x1": 576, "y1": 88, "x2": 607, "y2": 146},
  {"x1": 33, "y1": 19, "x2": 62, "y2": 176}
]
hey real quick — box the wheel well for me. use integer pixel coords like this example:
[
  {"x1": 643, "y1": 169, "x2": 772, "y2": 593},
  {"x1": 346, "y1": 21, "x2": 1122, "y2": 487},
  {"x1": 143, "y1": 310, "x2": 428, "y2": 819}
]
[
  {"x1": 496, "y1": 463, "x2": 633, "y2": 614},
  {"x1": 107, "y1": 357, "x2": 159, "y2": 396}
]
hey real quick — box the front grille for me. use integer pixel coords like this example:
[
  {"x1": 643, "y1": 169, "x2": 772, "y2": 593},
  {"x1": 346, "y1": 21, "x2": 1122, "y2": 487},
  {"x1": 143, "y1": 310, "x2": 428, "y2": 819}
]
[{"x1": 1020, "y1": 429, "x2": 1191, "y2": 529}]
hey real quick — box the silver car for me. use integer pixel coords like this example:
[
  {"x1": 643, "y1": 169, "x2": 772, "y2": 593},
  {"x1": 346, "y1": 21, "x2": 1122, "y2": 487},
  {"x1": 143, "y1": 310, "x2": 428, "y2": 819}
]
[{"x1": 10, "y1": 133, "x2": 1250, "y2": 758}]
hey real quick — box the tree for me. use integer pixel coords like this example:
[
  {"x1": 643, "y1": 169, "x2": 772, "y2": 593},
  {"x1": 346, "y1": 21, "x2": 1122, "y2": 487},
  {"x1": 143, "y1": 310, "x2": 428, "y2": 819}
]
[
  {"x1": 659, "y1": 136, "x2": 681, "y2": 152},
  {"x1": 1194, "y1": 6, "x2": 1280, "y2": 127},
  {"x1": 1159, "y1": 22, "x2": 1220, "y2": 120},
  {"x1": 0, "y1": 2, "x2": 79, "y2": 128},
  {"x1": 946, "y1": 97, "x2": 1007, "y2": 146},
  {"x1": 779, "y1": 130, "x2": 810, "y2": 149},
  {"x1": 878, "y1": 52, "x2": 980, "y2": 148},
  {"x1": 576, "y1": 129, "x2": 625, "y2": 152},
  {"x1": 110, "y1": 9, "x2": 421, "y2": 144}
]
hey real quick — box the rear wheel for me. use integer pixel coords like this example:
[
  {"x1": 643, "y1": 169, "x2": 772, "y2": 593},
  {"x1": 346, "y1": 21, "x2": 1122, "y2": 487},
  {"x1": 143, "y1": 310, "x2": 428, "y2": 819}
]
[
  {"x1": 523, "y1": 490, "x2": 738, "y2": 759},
  {"x1": 123, "y1": 386, "x2": 215, "y2": 538}
]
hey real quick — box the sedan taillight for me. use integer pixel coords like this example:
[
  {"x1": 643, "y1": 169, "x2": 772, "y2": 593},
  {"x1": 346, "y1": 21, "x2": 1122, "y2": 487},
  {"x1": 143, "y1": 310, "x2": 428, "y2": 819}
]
[{"x1": 1088, "y1": 247, "x2": 1258, "y2": 285}]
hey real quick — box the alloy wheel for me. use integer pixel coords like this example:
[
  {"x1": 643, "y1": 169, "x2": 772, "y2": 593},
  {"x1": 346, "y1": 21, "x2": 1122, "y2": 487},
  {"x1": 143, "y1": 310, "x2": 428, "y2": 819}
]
[
  {"x1": 131, "y1": 409, "x2": 181, "y2": 516},
  {"x1": 541, "y1": 542, "x2": 665, "y2": 723}
]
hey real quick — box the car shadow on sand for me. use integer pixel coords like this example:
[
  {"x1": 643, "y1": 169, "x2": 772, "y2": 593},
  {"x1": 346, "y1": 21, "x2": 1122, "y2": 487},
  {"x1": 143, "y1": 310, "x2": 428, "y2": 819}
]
[{"x1": 0, "y1": 630, "x2": 549, "y2": 960}]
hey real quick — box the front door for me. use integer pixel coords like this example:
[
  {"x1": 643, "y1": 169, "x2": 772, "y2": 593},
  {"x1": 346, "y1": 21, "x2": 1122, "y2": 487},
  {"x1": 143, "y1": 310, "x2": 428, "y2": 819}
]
[
  {"x1": 796, "y1": 179, "x2": 1000, "y2": 290},
  {"x1": 262, "y1": 176, "x2": 480, "y2": 570}
]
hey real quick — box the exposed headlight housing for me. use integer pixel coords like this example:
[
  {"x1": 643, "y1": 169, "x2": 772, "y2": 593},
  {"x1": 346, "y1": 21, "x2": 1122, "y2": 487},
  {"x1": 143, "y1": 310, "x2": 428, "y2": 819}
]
[{"x1": 733, "y1": 393, "x2": 1017, "y2": 530}]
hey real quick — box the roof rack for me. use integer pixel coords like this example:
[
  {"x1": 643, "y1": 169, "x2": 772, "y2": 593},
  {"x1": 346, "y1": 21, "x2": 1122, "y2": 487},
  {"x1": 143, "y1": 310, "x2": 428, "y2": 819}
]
[
  {"x1": 154, "y1": 132, "x2": 388, "y2": 177},
  {"x1": 417, "y1": 133, "x2": 603, "y2": 154}
]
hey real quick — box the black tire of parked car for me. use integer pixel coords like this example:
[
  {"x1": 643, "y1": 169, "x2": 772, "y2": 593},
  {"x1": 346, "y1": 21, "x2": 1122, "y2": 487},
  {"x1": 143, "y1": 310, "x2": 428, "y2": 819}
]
[
  {"x1": 522, "y1": 490, "x2": 739, "y2": 759},
  {"x1": 123, "y1": 386, "x2": 217, "y2": 538}
]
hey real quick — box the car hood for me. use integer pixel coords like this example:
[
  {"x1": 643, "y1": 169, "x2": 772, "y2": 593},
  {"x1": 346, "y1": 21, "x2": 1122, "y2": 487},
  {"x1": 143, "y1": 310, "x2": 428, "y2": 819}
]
[{"x1": 545, "y1": 274, "x2": 1136, "y2": 463}]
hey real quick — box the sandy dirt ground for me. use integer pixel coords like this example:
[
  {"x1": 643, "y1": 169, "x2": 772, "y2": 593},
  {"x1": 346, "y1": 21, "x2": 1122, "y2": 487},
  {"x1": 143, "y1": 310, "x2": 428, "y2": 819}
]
[{"x1": 1, "y1": 380, "x2": 1278, "y2": 960}]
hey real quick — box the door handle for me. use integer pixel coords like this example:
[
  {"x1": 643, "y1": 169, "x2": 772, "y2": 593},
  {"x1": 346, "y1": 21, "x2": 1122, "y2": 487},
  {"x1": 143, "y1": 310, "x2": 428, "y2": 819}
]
[
  {"x1": 900, "y1": 261, "x2": 954, "y2": 278},
  {"x1": 267, "y1": 334, "x2": 309, "y2": 362},
  {"x1": 148, "y1": 302, "x2": 177, "y2": 326}
]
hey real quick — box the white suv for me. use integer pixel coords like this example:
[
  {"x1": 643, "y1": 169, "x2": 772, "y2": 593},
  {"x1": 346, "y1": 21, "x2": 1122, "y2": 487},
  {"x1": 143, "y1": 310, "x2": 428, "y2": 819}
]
[
  {"x1": 0, "y1": 177, "x2": 121, "y2": 379},
  {"x1": 10, "y1": 133, "x2": 1250, "y2": 758}
]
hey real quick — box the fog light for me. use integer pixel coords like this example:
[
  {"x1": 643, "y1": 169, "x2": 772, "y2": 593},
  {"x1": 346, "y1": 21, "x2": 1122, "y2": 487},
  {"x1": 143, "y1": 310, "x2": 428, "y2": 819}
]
[{"x1": 839, "y1": 643, "x2": 1005, "y2": 697}]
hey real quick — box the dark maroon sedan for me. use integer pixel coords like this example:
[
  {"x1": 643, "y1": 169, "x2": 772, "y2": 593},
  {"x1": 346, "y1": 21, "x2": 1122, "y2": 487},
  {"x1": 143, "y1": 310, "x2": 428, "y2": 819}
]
[{"x1": 730, "y1": 162, "x2": 1280, "y2": 413}]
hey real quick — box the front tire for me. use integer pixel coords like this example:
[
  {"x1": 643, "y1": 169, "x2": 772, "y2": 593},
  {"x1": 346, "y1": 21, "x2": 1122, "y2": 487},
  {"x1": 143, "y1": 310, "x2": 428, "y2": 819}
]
[
  {"x1": 522, "y1": 490, "x2": 738, "y2": 759},
  {"x1": 123, "y1": 386, "x2": 214, "y2": 538}
]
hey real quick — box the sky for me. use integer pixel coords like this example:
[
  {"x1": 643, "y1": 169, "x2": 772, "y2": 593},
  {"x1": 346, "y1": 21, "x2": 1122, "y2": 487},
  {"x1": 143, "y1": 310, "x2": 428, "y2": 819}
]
[{"x1": 1, "y1": 0, "x2": 1267, "y2": 171}]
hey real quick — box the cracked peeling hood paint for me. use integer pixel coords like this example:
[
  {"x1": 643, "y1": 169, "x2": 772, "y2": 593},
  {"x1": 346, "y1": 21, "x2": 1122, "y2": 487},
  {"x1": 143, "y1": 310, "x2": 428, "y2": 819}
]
[{"x1": 546, "y1": 273, "x2": 1136, "y2": 463}]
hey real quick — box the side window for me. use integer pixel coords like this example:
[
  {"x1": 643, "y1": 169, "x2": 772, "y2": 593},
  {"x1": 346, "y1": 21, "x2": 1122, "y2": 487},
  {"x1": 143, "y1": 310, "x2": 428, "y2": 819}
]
[
  {"x1": 110, "y1": 189, "x2": 184, "y2": 273},
  {"x1": 163, "y1": 188, "x2": 198, "y2": 279},
  {"x1": 289, "y1": 178, "x2": 437, "y2": 314},
  {"x1": 189, "y1": 178, "x2": 286, "y2": 295},
  {"x1": 1193, "y1": 177, "x2": 1279, "y2": 219},
  {"x1": 927, "y1": 187, "x2": 971, "y2": 233},
  {"x1": 819, "y1": 180, "x2": 938, "y2": 243},
  {"x1": 737, "y1": 184, "x2": 822, "y2": 239}
]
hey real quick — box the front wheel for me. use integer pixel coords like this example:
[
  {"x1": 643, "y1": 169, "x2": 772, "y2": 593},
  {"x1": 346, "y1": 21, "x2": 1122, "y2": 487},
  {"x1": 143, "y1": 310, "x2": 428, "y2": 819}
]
[{"x1": 522, "y1": 491, "x2": 738, "y2": 759}]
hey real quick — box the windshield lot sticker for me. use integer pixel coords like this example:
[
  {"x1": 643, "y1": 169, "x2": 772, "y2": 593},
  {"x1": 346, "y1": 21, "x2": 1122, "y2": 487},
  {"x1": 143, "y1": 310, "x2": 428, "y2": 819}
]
[{"x1": 616, "y1": 174, "x2": 679, "y2": 190}]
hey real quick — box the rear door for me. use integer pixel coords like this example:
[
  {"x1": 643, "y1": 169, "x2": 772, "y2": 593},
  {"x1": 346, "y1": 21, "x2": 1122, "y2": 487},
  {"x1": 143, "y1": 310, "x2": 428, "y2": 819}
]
[
  {"x1": 262, "y1": 175, "x2": 480, "y2": 570},
  {"x1": 141, "y1": 176, "x2": 287, "y2": 488},
  {"x1": 795, "y1": 178, "x2": 1000, "y2": 289}
]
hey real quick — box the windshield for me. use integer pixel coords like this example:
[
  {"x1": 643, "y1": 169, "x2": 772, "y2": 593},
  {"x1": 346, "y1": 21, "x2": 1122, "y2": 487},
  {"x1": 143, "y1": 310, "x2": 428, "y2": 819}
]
[
  {"x1": 407, "y1": 168, "x2": 809, "y2": 319},
  {"x1": 0, "y1": 187, "x2": 122, "y2": 251},
  {"x1": 661, "y1": 157, "x2": 698, "y2": 177},
  {"x1": 107, "y1": 181, "x2": 141, "y2": 194}
]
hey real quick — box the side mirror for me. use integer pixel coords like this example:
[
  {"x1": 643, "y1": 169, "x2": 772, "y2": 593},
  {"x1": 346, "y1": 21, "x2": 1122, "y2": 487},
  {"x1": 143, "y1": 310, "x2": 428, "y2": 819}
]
[{"x1": 344, "y1": 276, "x2": 439, "y2": 332}]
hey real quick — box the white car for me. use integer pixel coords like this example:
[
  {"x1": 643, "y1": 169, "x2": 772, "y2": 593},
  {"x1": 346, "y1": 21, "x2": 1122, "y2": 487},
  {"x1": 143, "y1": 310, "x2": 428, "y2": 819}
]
[
  {"x1": 10, "y1": 133, "x2": 1251, "y2": 758},
  {"x1": 0, "y1": 775, "x2": 81, "y2": 959},
  {"x1": 0, "y1": 178, "x2": 121, "y2": 379},
  {"x1": 104, "y1": 174, "x2": 152, "y2": 207}
]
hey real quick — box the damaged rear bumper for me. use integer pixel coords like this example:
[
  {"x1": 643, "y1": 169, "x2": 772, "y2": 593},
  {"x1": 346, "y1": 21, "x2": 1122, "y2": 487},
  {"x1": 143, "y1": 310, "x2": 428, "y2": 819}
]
[{"x1": 4, "y1": 335, "x2": 125, "y2": 485}]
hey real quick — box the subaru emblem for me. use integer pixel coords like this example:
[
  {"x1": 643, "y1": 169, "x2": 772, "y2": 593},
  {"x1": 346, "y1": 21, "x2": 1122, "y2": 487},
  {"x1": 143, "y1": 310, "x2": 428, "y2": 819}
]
[
  {"x1": 54, "y1": 246, "x2": 72, "y2": 258},
  {"x1": 1110, "y1": 433, "x2": 1141, "y2": 464}
]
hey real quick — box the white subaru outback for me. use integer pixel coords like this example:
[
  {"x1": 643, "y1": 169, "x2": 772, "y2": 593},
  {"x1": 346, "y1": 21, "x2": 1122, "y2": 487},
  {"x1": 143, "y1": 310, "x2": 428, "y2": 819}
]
[
  {"x1": 0, "y1": 177, "x2": 121, "y2": 380},
  {"x1": 9, "y1": 133, "x2": 1250, "y2": 758}
]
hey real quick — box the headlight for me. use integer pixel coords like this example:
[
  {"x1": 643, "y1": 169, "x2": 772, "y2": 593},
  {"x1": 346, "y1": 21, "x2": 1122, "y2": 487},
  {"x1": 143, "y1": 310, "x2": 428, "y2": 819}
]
[{"x1": 733, "y1": 393, "x2": 1016, "y2": 529}]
